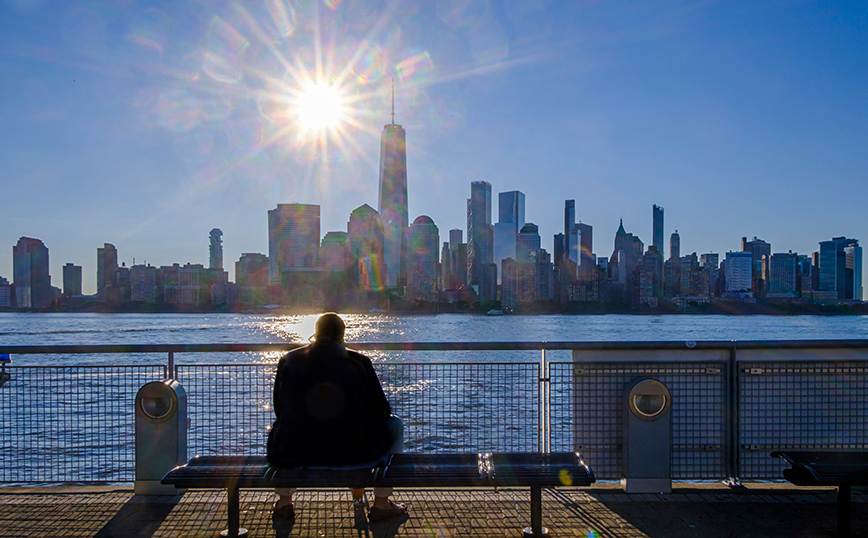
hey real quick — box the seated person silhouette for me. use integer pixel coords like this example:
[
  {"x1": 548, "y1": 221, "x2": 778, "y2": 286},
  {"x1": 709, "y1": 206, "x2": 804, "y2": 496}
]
[{"x1": 267, "y1": 313, "x2": 407, "y2": 522}]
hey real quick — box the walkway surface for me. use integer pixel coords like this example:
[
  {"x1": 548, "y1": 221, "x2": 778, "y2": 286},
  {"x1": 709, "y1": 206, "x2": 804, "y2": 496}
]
[{"x1": 1, "y1": 483, "x2": 866, "y2": 538}]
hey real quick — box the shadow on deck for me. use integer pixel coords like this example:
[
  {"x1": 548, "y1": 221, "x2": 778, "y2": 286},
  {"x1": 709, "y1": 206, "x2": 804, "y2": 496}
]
[{"x1": 1, "y1": 483, "x2": 866, "y2": 538}]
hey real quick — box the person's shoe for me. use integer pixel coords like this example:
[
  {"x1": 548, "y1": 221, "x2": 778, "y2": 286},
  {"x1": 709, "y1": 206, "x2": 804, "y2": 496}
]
[
  {"x1": 273, "y1": 501, "x2": 295, "y2": 519},
  {"x1": 368, "y1": 501, "x2": 408, "y2": 521}
]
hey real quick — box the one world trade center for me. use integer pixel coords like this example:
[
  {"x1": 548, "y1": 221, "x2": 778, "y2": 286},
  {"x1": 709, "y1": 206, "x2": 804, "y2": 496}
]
[{"x1": 378, "y1": 82, "x2": 408, "y2": 289}]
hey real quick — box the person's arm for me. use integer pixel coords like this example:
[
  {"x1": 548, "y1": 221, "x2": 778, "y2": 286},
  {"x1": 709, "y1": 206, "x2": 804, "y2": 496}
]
[
  {"x1": 273, "y1": 356, "x2": 285, "y2": 418},
  {"x1": 357, "y1": 353, "x2": 391, "y2": 421}
]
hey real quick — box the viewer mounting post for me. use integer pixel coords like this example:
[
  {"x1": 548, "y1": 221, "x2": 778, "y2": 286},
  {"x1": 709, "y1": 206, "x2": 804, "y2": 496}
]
[{"x1": 0, "y1": 354, "x2": 10, "y2": 389}]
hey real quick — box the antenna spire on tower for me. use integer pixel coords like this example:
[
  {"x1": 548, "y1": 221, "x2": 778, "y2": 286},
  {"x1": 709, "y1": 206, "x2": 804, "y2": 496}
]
[{"x1": 391, "y1": 78, "x2": 395, "y2": 124}]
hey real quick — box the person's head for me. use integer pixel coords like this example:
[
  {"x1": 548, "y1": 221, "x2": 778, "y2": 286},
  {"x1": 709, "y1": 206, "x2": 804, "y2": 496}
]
[{"x1": 314, "y1": 312, "x2": 345, "y2": 344}]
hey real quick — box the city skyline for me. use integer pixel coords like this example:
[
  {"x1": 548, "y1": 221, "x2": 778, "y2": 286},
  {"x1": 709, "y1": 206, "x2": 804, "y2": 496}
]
[{"x1": 2, "y1": 1, "x2": 867, "y2": 295}]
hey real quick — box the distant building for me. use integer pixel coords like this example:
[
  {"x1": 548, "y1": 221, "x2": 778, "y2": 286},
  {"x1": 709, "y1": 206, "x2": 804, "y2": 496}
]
[
  {"x1": 725, "y1": 251, "x2": 753, "y2": 293},
  {"x1": 235, "y1": 253, "x2": 269, "y2": 305},
  {"x1": 700, "y1": 253, "x2": 719, "y2": 269},
  {"x1": 97, "y1": 243, "x2": 119, "y2": 304},
  {"x1": 158, "y1": 263, "x2": 203, "y2": 305},
  {"x1": 209, "y1": 229, "x2": 223, "y2": 270},
  {"x1": 130, "y1": 264, "x2": 157, "y2": 303},
  {"x1": 670, "y1": 231, "x2": 681, "y2": 261},
  {"x1": 320, "y1": 232, "x2": 350, "y2": 272},
  {"x1": 378, "y1": 102, "x2": 408, "y2": 289},
  {"x1": 406, "y1": 216, "x2": 440, "y2": 302},
  {"x1": 445, "y1": 229, "x2": 467, "y2": 290},
  {"x1": 13, "y1": 237, "x2": 51, "y2": 309},
  {"x1": 511, "y1": 224, "x2": 553, "y2": 304},
  {"x1": 268, "y1": 203, "x2": 320, "y2": 283},
  {"x1": 766, "y1": 252, "x2": 798, "y2": 298},
  {"x1": 817, "y1": 237, "x2": 862, "y2": 300},
  {"x1": 575, "y1": 222, "x2": 594, "y2": 280},
  {"x1": 742, "y1": 236, "x2": 771, "y2": 279},
  {"x1": 235, "y1": 253, "x2": 269, "y2": 289},
  {"x1": 468, "y1": 181, "x2": 494, "y2": 300},
  {"x1": 0, "y1": 276, "x2": 12, "y2": 308},
  {"x1": 610, "y1": 220, "x2": 644, "y2": 290},
  {"x1": 493, "y1": 190, "x2": 525, "y2": 281},
  {"x1": 63, "y1": 263, "x2": 82, "y2": 296},
  {"x1": 652, "y1": 205, "x2": 664, "y2": 258},
  {"x1": 347, "y1": 204, "x2": 386, "y2": 291},
  {"x1": 501, "y1": 258, "x2": 518, "y2": 310},
  {"x1": 561, "y1": 200, "x2": 594, "y2": 281},
  {"x1": 116, "y1": 264, "x2": 131, "y2": 304}
]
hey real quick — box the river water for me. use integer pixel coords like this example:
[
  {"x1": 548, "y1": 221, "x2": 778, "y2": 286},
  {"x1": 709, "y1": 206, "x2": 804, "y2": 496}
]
[{"x1": 2, "y1": 312, "x2": 868, "y2": 365}]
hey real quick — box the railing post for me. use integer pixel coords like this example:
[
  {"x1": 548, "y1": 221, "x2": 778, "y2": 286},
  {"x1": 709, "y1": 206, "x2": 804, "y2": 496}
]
[
  {"x1": 725, "y1": 342, "x2": 742, "y2": 487},
  {"x1": 167, "y1": 351, "x2": 175, "y2": 380},
  {"x1": 539, "y1": 348, "x2": 549, "y2": 453}
]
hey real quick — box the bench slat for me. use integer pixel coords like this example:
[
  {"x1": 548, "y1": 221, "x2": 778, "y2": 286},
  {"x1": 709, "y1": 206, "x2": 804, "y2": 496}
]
[
  {"x1": 773, "y1": 451, "x2": 868, "y2": 486},
  {"x1": 378, "y1": 453, "x2": 486, "y2": 487},
  {"x1": 490, "y1": 452, "x2": 594, "y2": 486}
]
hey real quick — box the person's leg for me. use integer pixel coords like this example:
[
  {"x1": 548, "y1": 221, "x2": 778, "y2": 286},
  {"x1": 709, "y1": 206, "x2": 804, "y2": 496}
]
[
  {"x1": 274, "y1": 487, "x2": 296, "y2": 512},
  {"x1": 372, "y1": 416, "x2": 405, "y2": 511}
]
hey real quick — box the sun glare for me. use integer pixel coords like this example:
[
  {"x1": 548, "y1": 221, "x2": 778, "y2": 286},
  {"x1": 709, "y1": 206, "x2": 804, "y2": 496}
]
[{"x1": 295, "y1": 81, "x2": 346, "y2": 132}]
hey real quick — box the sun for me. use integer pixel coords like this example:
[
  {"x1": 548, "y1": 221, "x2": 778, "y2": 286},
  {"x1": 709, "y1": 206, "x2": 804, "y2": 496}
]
[{"x1": 294, "y1": 81, "x2": 347, "y2": 132}]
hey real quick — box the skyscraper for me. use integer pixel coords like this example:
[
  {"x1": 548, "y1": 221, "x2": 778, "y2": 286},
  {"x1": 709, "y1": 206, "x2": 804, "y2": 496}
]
[
  {"x1": 377, "y1": 84, "x2": 408, "y2": 289},
  {"x1": 467, "y1": 181, "x2": 494, "y2": 300},
  {"x1": 97, "y1": 243, "x2": 119, "y2": 304},
  {"x1": 348, "y1": 204, "x2": 386, "y2": 291},
  {"x1": 670, "y1": 231, "x2": 681, "y2": 261},
  {"x1": 209, "y1": 229, "x2": 223, "y2": 270},
  {"x1": 63, "y1": 263, "x2": 82, "y2": 296},
  {"x1": 818, "y1": 237, "x2": 861, "y2": 300},
  {"x1": 493, "y1": 190, "x2": 525, "y2": 275},
  {"x1": 565, "y1": 200, "x2": 579, "y2": 265},
  {"x1": 268, "y1": 203, "x2": 320, "y2": 283},
  {"x1": 652, "y1": 204, "x2": 664, "y2": 258},
  {"x1": 406, "y1": 216, "x2": 440, "y2": 302},
  {"x1": 13, "y1": 237, "x2": 50, "y2": 309},
  {"x1": 741, "y1": 236, "x2": 771, "y2": 279},
  {"x1": 575, "y1": 222, "x2": 594, "y2": 279},
  {"x1": 725, "y1": 251, "x2": 753, "y2": 293}
]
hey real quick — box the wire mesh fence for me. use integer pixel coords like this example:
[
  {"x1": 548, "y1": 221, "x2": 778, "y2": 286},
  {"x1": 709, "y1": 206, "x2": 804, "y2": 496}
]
[
  {"x1": 1, "y1": 342, "x2": 867, "y2": 485},
  {"x1": 549, "y1": 360, "x2": 728, "y2": 480},
  {"x1": 177, "y1": 362, "x2": 542, "y2": 458},
  {"x1": 0, "y1": 365, "x2": 165, "y2": 483},
  {"x1": 378, "y1": 362, "x2": 541, "y2": 453},
  {"x1": 738, "y1": 360, "x2": 868, "y2": 479}
]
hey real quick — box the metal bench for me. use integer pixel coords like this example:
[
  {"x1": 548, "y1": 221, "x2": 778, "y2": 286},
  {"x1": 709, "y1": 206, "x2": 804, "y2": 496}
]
[
  {"x1": 162, "y1": 452, "x2": 595, "y2": 537},
  {"x1": 771, "y1": 451, "x2": 868, "y2": 535}
]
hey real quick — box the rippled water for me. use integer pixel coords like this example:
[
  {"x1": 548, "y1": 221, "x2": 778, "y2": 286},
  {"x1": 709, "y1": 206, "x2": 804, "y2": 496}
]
[{"x1": 3, "y1": 312, "x2": 868, "y2": 365}]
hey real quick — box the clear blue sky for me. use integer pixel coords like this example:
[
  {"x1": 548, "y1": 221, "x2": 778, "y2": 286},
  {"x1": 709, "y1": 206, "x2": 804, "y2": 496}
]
[{"x1": 2, "y1": 1, "x2": 866, "y2": 295}]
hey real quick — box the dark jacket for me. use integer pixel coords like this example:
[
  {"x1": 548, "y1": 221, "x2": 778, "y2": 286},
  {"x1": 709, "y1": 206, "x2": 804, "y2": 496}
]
[{"x1": 266, "y1": 342, "x2": 392, "y2": 467}]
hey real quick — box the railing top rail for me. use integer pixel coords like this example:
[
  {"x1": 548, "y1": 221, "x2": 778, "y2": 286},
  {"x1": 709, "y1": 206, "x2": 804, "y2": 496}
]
[{"x1": 3, "y1": 339, "x2": 868, "y2": 354}]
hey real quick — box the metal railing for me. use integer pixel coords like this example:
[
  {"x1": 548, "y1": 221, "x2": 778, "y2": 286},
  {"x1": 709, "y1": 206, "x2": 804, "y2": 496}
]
[{"x1": 1, "y1": 340, "x2": 866, "y2": 484}]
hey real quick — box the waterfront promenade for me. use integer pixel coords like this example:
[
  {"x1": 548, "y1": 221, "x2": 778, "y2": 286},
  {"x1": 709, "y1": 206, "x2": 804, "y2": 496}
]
[{"x1": 2, "y1": 482, "x2": 866, "y2": 537}]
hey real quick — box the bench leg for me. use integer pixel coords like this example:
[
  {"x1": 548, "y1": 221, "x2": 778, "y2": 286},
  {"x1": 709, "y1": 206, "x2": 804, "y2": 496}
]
[
  {"x1": 522, "y1": 485, "x2": 549, "y2": 537},
  {"x1": 837, "y1": 485, "x2": 851, "y2": 535},
  {"x1": 220, "y1": 485, "x2": 248, "y2": 537}
]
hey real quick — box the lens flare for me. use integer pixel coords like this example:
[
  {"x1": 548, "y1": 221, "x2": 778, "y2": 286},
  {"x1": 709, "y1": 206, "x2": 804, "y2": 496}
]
[{"x1": 294, "y1": 81, "x2": 346, "y2": 132}]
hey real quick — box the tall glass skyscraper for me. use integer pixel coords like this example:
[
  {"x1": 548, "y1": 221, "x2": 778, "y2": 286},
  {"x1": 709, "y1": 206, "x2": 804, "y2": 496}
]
[
  {"x1": 493, "y1": 190, "x2": 525, "y2": 275},
  {"x1": 377, "y1": 94, "x2": 408, "y2": 289},
  {"x1": 652, "y1": 204, "x2": 664, "y2": 258},
  {"x1": 467, "y1": 181, "x2": 493, "y2": 298},
  {"x1": 13, "y1": 236, "x2": 50, "y2": 309}
]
